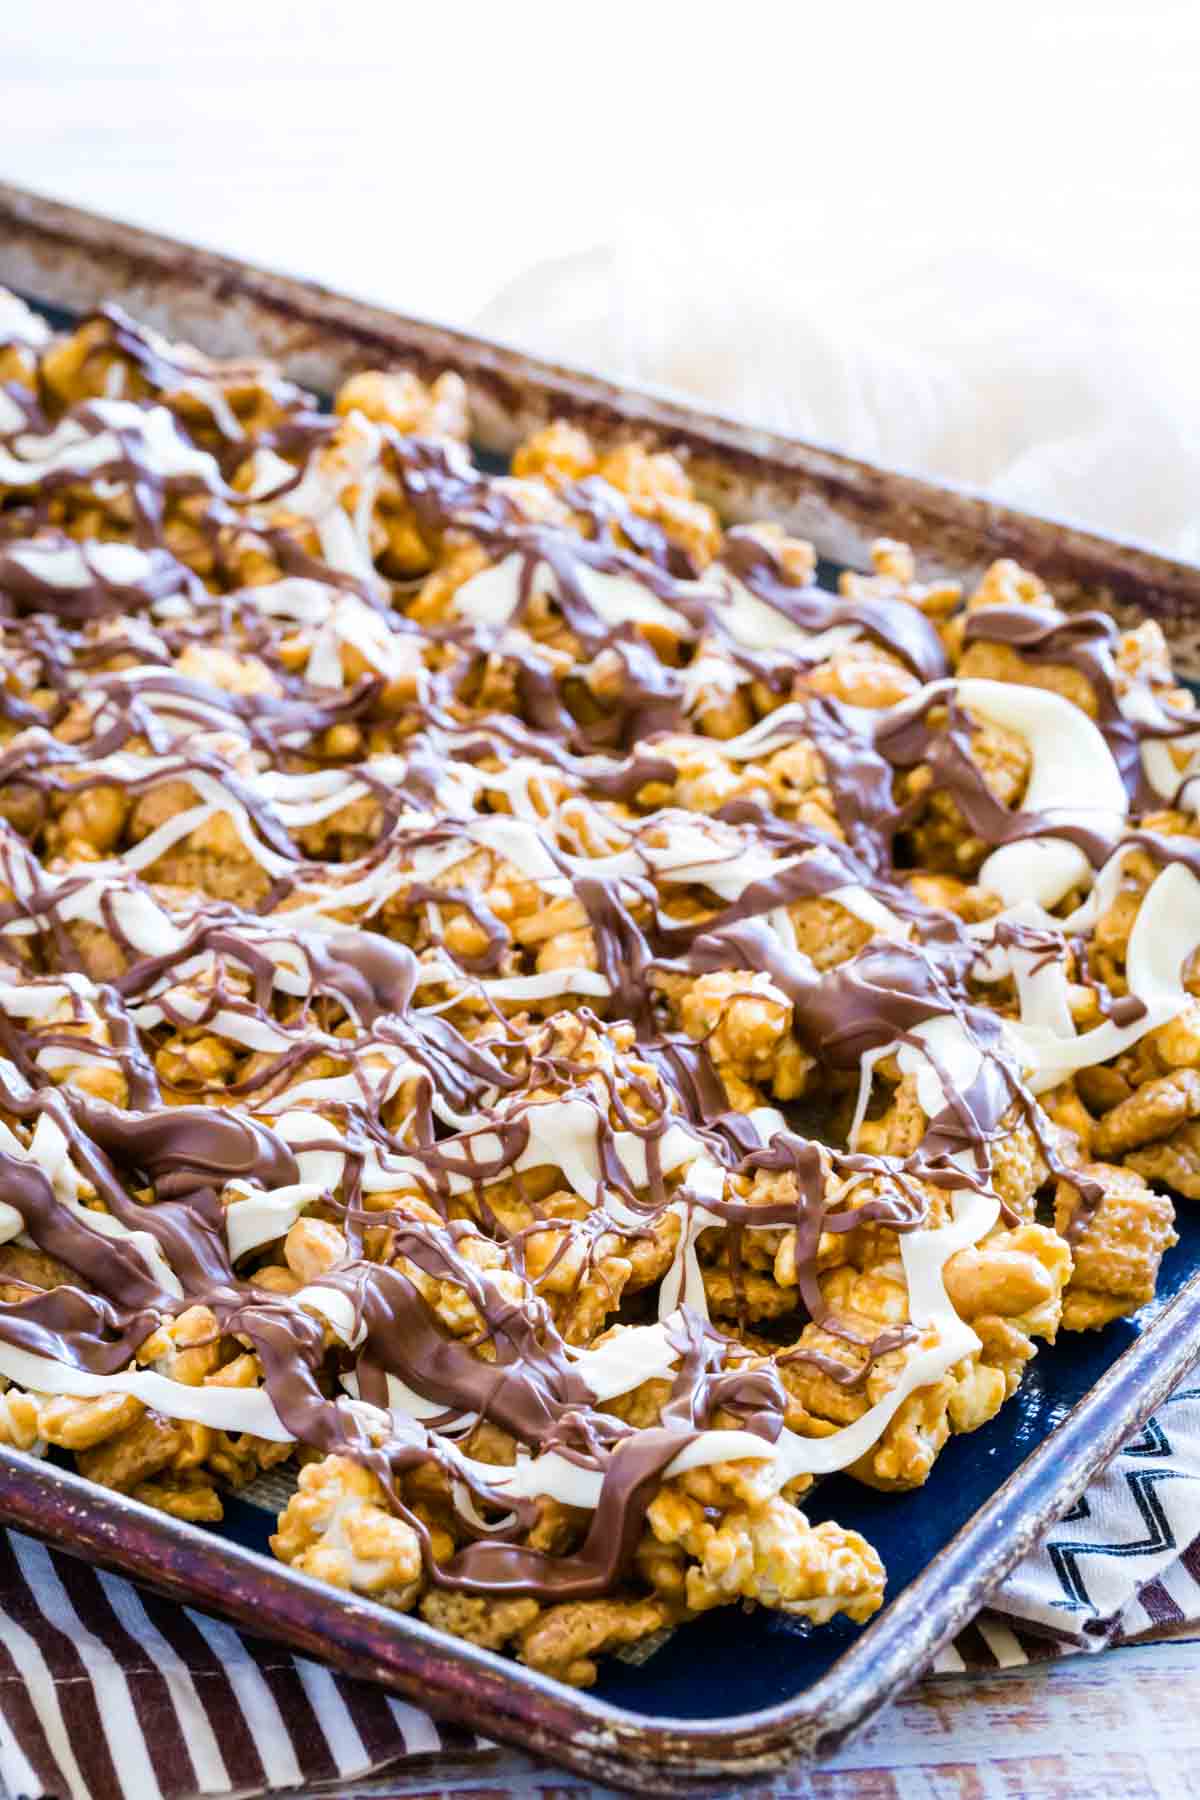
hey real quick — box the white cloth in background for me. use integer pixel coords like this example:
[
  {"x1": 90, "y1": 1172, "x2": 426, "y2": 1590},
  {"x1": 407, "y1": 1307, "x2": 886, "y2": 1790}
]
[{"x1": 477, "y1": 236, "x2": 1200, "y2": 564}]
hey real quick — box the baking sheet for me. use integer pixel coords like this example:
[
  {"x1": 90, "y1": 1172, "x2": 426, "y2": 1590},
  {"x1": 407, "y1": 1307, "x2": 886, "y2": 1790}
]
[{"x1": 2, "y1": 186, "x2": 1200, "y2": 1790}]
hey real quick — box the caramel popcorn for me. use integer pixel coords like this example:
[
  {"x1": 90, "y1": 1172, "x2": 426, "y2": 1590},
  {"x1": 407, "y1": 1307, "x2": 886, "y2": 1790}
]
[
  {"x1": 0, "y1": 287, "x2": 1192, "y2": 1692},
  {"x1": 272, "y1": 1456, "x2": 423, "y2": 1608}
]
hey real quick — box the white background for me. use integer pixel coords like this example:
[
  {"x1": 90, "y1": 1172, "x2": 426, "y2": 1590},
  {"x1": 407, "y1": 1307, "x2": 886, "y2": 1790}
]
[{"x1": 3, "y1": 1, "x2": 1200, "y2": 551}]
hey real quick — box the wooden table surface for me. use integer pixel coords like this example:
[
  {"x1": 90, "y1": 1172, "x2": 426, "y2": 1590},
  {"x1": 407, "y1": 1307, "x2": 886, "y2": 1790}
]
[
  {"x1": 305, "y1": 1638, "x2": 1200, "y2": 1798},
  {"x1": 4, "y1": 9, "x2": 1200, "y2": 1796}
]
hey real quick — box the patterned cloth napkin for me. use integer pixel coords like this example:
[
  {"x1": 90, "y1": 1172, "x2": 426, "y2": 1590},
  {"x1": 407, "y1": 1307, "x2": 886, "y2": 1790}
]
[
  {"x1": 932, "y1": 1369, "x2": 1200, "y2": 1675},
  {"x1": 3, "y1": 1369, "x2": 1199, "y2": 1800}
]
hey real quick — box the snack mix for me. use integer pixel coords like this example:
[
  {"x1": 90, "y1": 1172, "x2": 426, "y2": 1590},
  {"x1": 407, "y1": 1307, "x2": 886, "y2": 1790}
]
[{"x1": 0, "y1": 289, "x2": 1194, "y2": 1685}]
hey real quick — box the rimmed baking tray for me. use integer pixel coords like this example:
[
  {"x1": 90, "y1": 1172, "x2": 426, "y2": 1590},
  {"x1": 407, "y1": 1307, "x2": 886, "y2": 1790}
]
[{"x1": 1, "y1": 181, "x2": 1200, "y2": 1794}]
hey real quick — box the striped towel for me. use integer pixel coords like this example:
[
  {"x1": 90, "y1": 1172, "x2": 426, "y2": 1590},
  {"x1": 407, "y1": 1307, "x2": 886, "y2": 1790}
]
[
  {"x1": 3, "y1": 1376, "x2": 1200, "y2": 1800},
  {"x1": 0, "y1": 1530, "x2": 480, "y2": 1800}
]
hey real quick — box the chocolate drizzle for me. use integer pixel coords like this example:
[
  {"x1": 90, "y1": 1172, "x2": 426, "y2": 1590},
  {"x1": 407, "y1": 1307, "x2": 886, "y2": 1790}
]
[
  {"x1": 722, "y1": 528, "x2": 948, "y2": 684},
  {"x1": 0, "y1": 295, "x2": 1192, "y2": 1612},
  {"x1": 963, "y1": 603, "x2": 1199, "y2": 806}
]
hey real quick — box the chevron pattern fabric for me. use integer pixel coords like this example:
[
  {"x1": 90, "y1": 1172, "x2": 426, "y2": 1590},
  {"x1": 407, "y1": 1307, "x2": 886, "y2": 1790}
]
[{"x1": 932, "y1": 1376, "x2": 1200, "y2": 1673}]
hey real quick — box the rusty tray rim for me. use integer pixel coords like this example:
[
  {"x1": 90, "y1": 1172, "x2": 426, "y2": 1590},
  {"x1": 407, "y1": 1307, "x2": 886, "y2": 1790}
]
[{"x1": 1, "y1": 181, "x2": 1200, "y2": 1793}]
